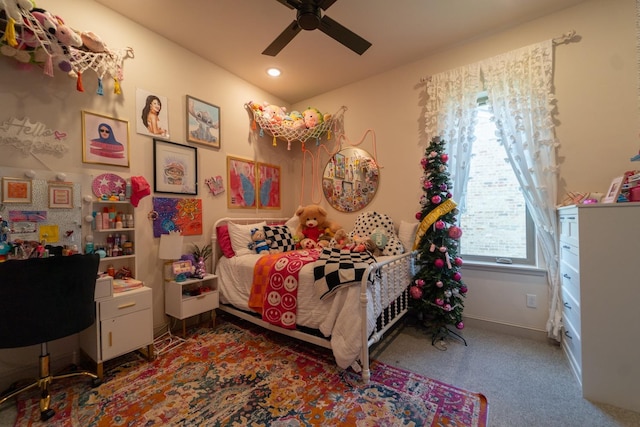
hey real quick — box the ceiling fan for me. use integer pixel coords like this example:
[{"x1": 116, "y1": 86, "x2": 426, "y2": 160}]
[{"x1": 262, "y1": 0, "x2": 372, "y2": 56}]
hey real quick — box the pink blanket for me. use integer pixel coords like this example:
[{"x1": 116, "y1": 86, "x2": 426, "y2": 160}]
[{"x1": 249, "y1": 249, "x2": 320, "y2": 329}]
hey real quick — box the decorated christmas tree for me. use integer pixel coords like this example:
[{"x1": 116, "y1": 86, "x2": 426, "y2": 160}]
[{"x1": 410, "y1": 136, "x2": 467, "y2": 333}]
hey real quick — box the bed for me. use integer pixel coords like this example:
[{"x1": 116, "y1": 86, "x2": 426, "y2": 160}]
[{"x1": 211, "y1": 212, "x2": 417, "y2": 382}]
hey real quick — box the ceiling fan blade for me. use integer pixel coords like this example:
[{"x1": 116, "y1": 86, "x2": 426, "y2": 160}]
[
  {"x1": 318, "y1": 0, "x2": 338, "y2": 10},
  {"x1": 318, "y1": 15, "x2": 371, "y2": 55},
  {"x1": 274, "y1": 0, "x2": 299, "y2": 9},
  {"x1": 262, "y1": 20, "x2": 302, "y2": 56}
]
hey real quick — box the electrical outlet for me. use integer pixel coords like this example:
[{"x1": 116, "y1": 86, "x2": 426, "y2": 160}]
[{"x1": 526, "y1": 294, "x2": 537, "y2": 308}]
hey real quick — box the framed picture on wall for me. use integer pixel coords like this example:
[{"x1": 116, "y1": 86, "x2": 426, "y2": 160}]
[
  {"x1": 227, "y1": 156, "x2": 256, "y2": 209},
  {"x1": 153, "y1": 139, "x2": 198, "y2": 195},
  {"x1": 48, "y1": 182, "x2": 73, "y2": 209},
  {"x1": 1, "y1": 177, "x2": 32, "y2": 203},
  {"x1": 136, "y1": 88, "x2": 170, "y2": 138},
  {"x1": 81, "y1": 111, "x2": 130, "y2": 168},
  {"x1": 257, "y1": 162, "x2": 281, "y2": 209},
  {"x1": 186, "y1": 95, "x2": 220, "y2": 149}
]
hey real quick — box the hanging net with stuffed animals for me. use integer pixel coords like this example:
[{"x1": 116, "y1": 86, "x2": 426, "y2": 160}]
[
  {"x1": 246, "y1": 103, "x2": 347, "y2": 150},
  {"x1": 0, "y1": 5, "x2": 133, "y2": 95}
]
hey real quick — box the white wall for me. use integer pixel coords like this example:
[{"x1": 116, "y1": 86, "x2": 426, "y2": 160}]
[{"x1": 0, "y1": 0, "x2": 637, "y2": 386}]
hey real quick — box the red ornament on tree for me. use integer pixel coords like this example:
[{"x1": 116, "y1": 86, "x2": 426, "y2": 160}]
[
  {"x1": 454, "y1": 257, "x2": 463, "y2": 266},
  {"x1": 441, "y1": 154, "x2": 449, "y2": 162},
  {"x1": 453, "y1": 272, "x2": 462, "y2": 281},
  {"x1": 434, "y1": 258, "x2": 445, "y2": 268},
  {"x1": 448, "y1": 226, "x2": 463, "y2": 239},
  {"x1": 431, "y1": 195, "x2": 442, "y2": 204},
  {"x1": 410, "y1": 285, "x2": 423, "y2": 299},
  {"x1": 435, "y1": 220, "x2": 445, "y2": 230}
]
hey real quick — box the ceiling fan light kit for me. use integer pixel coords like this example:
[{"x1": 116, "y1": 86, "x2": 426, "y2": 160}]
[{"x1": 263, "y1": 0, "x2": 371, "y2": 56}]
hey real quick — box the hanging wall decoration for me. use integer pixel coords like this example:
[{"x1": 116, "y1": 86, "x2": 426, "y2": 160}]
[
  {"x1": 246, "y1": 102, "x2": 346, "y2": 150},
  {"x1": 322, "y1": 147, "x2": 379, "y2": 213},
  {"x1": 151, "y1": 197, "x2": 203, "y2": 237},
  {"x1": 226, "y1": 156, "x2": 256, "y2": 209},
  {"x1": 82, "y1": 111, "x2": 130, "y2": 168}
]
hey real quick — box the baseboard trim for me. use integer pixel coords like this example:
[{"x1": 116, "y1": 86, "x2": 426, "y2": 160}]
[{"x1": 463, "y1": 316, "x2": 553, "y2": 343}]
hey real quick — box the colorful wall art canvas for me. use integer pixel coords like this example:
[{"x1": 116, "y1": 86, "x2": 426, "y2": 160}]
[{"x1": 152, "y1": 197, "x2": 202, "y2": 237}]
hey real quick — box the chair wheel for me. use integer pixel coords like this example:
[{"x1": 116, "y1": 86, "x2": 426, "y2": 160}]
[
  {"x1": 40, "y1": 408, "x2": 55, "y2": 421},
  {"x1": 91, "y1": 378, "x2": 102, "y2": 387}
]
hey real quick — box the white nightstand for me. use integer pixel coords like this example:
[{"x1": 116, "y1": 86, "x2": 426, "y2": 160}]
[
  {"x1": 79, "y1": 285, "x2": 154, "y2": 379},
  {"x1": 165, "y1": 274, "x2": 219, "y2": 336}
]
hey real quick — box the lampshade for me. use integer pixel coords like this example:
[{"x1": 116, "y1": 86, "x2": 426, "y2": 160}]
[{"x1": 158, "y1": 231, "x2": 184, "y2": 260}]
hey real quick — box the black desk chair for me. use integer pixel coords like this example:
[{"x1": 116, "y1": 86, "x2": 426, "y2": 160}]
[{"x1": 0, "y1": 254, "x2": 101, "y2": 421}]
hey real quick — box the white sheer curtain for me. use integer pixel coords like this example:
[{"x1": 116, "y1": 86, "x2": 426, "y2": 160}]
[
  {"x1": 424, "y1": 63, "x2": 481, "y2": 213},
  {"x1": 423, "y1": 40, "x2": 562, "y2": 341}
]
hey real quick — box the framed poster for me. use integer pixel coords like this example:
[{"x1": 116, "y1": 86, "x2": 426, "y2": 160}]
[
  {"x1": 81, "y1": 111, "x2": 130, "y2": 168},
  {"x1": 48, "y1": 182, "x2": 73, "y2": 209},
  {"x1": 257, "y1": 162, "x2": 281, "y2": 209},
  {"x1": 187, "y1": 95, "x2": 220, "y2": 148},
  {"x1": 227, "y1": 156, "x2": 256, "y2": 209},
  {"x1": 2, "y1": 177, "x2": 32, "y2": 203},
  {"x1": 153, "y1": 139, "x2": 198, "y2": 195},
  {"x1": 136, "y1": 88, "x2": 170, "y2": 138}
]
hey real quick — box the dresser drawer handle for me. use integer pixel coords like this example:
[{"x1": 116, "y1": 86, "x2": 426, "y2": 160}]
[
  {"x1": 563, "y1": 273, "x2": 571, "y2": 280},
  {"x1": 564, "y1": 330, "x2": 573, "y2": 340},
  {"x1": 118, "y1": 302, "x2": 136, "y2": 310},
  {"x1": 563, "y1": 302, "x2": 572, "y2": 310}
]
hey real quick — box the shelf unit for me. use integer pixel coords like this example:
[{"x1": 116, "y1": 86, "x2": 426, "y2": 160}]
[
  {"x1": 91, "y1": 200, "x2": 136, "y2": 277},
  {"x1": 165, "y1": 274, "x2": 219, "y2": 336}
]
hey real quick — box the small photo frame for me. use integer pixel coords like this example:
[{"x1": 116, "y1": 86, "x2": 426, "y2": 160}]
[
  {"x1": 136, "y1": 88, "x2": 170, "y2": 138},
  {"x1": 2, "y1": 177, "x2": 32, "y2": 203},
  {"x1": 257, "y1": 162, "x2": 281, "y2": 209},
  {"x1": 82, "y1": 111, "x2": 130, "y2": 168},
  {"x1": 187, "y1": 95, "x2": 220, "y2": 149},
  {"x1": 227, "y1": 156, "x2": 256, "y2": 209},
  {"x1": 153, "y1": 139, "x2": 198, "y2": 195},
  {"x1": 602, "y1": 176, "x2": 624, "y2": 203},
  {"x1": 48, "y1": 182, "x2": 73, "y2": 209}
]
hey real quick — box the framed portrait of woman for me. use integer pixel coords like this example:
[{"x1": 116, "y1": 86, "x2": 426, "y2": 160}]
[
  {"x1": 81, "y1": 111, "x2": 130, "y2": 168},
  {"x1": 136, "y1": 88, "x2": 170, "y2": 138}
]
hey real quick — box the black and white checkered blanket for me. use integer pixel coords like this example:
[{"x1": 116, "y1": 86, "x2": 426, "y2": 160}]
[{"x1": 313, "y1": 248, "x2": 376, "y2": 300}]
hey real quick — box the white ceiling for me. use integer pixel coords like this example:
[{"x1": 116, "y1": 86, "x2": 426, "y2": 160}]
[{"x1": 95, "y1": 0, "x2": 587, "y2": 104}]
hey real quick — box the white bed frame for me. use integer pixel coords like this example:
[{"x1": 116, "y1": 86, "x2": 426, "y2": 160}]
[{"x1": 211, "y1": 217, "x2": 417, "y2": 382}]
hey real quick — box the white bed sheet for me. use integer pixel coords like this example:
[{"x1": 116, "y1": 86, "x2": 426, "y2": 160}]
[{"x1": 216, "y1": 252, "x2": 401, "y2": 369}]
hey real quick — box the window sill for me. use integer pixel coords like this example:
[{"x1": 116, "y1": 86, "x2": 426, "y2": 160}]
[{"x1": 461, "y1": 260, "x2": 547, "y2": 277}]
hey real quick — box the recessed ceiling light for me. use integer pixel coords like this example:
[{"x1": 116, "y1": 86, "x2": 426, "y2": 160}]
[{"x1": 267, "y1": 68, "x2": 281, "y2": 77}]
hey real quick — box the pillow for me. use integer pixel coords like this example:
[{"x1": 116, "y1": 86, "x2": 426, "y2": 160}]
[
  {"x1": 216, "y1": 224, "x2": 235, "y2": 258},
  {"x1": 264, "y1": 225, "x2": 296, "y2": 252},
  {"x1": 350, "y1": 211, "x2": 404, "y2": 256},
  {"x1": 228, "y1": 221, "x2": 267, "y2": 257},
  {"x1": 398, "y1": 220, "x2": 419, "y2": 252},
  {"x1": 284, "y1": 212, "x2": 300, "y2": 232}
]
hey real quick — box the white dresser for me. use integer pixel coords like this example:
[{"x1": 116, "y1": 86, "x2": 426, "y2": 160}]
[{"x1": 558, "y1": 203, "x2": 640, "y2": 413}]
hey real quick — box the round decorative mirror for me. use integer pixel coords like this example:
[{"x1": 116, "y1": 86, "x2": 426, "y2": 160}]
[{"x1": 322, "y1": 147, "x2": 380, "y2": 212}]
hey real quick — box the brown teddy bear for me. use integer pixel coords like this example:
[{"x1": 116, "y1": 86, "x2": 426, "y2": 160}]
[{"x1": 294, "y1": 204, "x2": 341, "y2": 247}]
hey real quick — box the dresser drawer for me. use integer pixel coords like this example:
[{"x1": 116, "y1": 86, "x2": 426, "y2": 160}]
[
  {"x1": 559, "y1": 240, "x2": 579, "y2": 270},
  {"x1": 562, "y1": 317, "x2": 582, "y2": 374},
  {"x1": 560, "y1": 260, "x2": 580, "y2": 302},
  {"x1": 99, "y1": 287, "x2": 151, "y2": 320},
  {"x1": 562, "y1": 287, "x2": 581, "y2": 336},
  {"x1": 559, "y1": 210, "x2": 579, "y2": 247}
]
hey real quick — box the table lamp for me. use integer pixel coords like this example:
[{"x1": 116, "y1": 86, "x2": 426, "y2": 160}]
[{"x1": 158, "y1": 231, "x2": 184, "y2": 282}]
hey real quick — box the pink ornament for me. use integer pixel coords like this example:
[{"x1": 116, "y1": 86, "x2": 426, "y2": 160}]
[
  {"x1": 439, "y1": 246, "x2": 447, "y2": 253},
  {"x1": 448, "y1": 226, "x2": 463, "y2": 239},
  {"x1": 420, "y1": 157, "x2": 428, "y2": 167},
  {"x1": 456, "y1": 321, "x2": 464, "y2": 330},
  {"x1": 429, "y1": 151, "x2": 437, "y2": 158},
  {"x1": 415, "y1": 212, "x2": 422, "y2": 220},
  {"x1": 444, "y1": 304, "x2": 452, "y2": 312},
  {"x1": 435, "y1": 298, "x2": 444, "y2": 306},
  {"x1": 436, "y1": 280, "x2": 443, "y2": 288},
  {"x1": 434, "y1": 259, "x2": 444, "y2": 268},
  {"x1": 441, "y1": 154, "x2": 449, "y2": 163},
  {"x1": 424, "y1": 181, "x2": 433, "y2": 190},
  {"x1": 454, "y1": 257, "x2": 463, "y2": 266},
  {"x1": 460, "y1": 285, "x2": 468, "y2": 294},
  {"x1": 409, "y1": 285, "x2": 423, "y2": 299},
  {"x1": 435, "y1": 220, "x2": 445, "y2": 230},
  {"x1": 431, "y1": 195, "x2": 442, "y2": 204},
  {"x1": 446, "y1": 192, "x2": 453, "y2": 198},
  {"x1": 453, "y1": 272, "x2": 462, "y2": 281},
  {"x1": 415, "y1": 279, "x2": 425, "y2": 287},
  {"x1": 439, "y1": 183, "x2": 448, "y2": 191}
]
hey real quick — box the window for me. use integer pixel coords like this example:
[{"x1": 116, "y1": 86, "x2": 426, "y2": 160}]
[{"x1": 458, "y1": 100, "x2": 535, "y2": 265}]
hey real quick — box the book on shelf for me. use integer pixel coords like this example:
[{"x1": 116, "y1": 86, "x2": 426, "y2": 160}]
[{"x1": 112, "y1": 278, "x2": 143, "y2": 293}]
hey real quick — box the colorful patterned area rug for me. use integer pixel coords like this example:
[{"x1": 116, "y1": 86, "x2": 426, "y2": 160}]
[{"x1": 14, "y1": 320, "x2": 488, "y2": 426}]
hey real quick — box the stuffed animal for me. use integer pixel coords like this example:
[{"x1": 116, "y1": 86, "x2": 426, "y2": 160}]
[
  {"x1": 262, "y1": 103, "x2": 287, "y2": 125},
  {"x1": 294, "y1": 204, "x2": 340, "y2": 247},
  {"x1": 0, "y1": 0, "x2": 33, "y2": 47},
  {"x1": 302, "y1": 107, "x2": 324, "y2": 129},
  {"x1": 248, "y1": 227, "x2": 273, "y2": 254},
  {"x1": 298, "y1": 238, "x2": 320, "y2": 250},
  {"x1": 330, "y1": 228, "x2": 352, "y2": 250}
]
